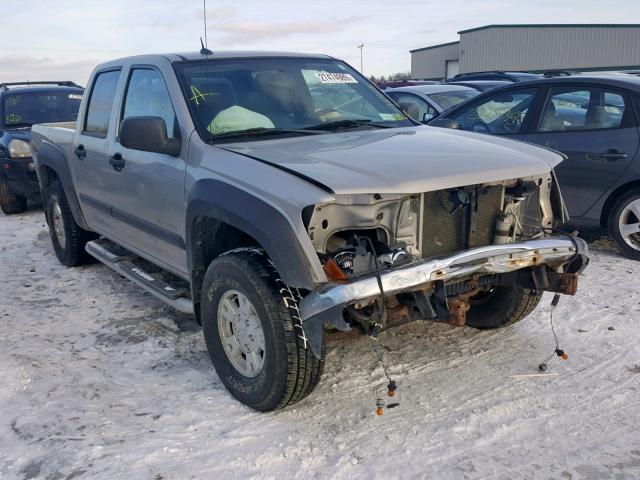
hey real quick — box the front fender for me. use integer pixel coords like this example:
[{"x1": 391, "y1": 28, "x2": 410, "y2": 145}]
[{"x1": 186, "y1": 179, "x2": 319, "y2": 289}]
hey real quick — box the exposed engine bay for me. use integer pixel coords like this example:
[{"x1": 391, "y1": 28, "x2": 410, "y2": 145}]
[{"x1": 304, "y1": 173, "x2": 576, "y2": 333}]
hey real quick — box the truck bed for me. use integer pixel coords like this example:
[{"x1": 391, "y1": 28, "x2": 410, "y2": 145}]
[{"x1": 31, "y1": 122, "x2": 76, "y2": 159}]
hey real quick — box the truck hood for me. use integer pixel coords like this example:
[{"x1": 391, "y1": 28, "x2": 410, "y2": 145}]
[{"x1": 221, "y1": 126, "x2": 563, "y2": 194}]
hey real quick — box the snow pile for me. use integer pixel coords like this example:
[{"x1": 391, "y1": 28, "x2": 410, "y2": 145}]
[{"x1": 1, "y1": 210, "x2": 639, "y2": 479}]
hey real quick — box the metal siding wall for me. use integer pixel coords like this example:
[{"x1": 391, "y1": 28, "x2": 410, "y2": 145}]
[
  {"x1": 411, "y1": 43, "x2": 460, "y2": 79},
  {"x1": 460, "y1": 27, "x2": 640, "y2": 73}
]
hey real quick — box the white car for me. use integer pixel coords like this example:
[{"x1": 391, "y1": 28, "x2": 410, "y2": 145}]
[{"x1": 386, "y1": 84, "x2": 479, "y2": 122}]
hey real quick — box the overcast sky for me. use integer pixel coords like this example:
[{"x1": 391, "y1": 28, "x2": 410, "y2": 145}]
[{"x1": 1, "y1": 0, "x2": 639, "y2": 85}]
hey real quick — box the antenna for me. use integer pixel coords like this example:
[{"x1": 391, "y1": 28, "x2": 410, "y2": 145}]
[
  {"x1": 200, "y1": 0, "x2": 213, "y2": 56},
  {"x1": 357, "y1": 43, "x2": 365, "y2": 73},
  {"x1": 200, "y1": 37, "x2": 212, "y2": 56}
]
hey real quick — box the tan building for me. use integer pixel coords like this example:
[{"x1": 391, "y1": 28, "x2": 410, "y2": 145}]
[{"x1": 410, "y1": 24, "x2": 640, "y2": 81}]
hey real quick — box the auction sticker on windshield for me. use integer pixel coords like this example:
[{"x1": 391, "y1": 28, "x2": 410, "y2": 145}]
[{"x1": 315, "y1": 72, "x2": 358, "y2": 84}]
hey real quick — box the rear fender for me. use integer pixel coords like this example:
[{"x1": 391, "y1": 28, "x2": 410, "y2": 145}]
[{"x1": 33, "y1": 137, "x2": 89, "y2": 230}]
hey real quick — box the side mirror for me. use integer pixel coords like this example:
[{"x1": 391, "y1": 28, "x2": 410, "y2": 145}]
[
  {"x1": 428, "y1": 117, "x2": 461, "y2": 129},
  {"x1": 422, "y1": 112, "x2": 436, "y2": 123},
  {"x1": 119, "y1": 116, "x2": 181, "y2": 157}
]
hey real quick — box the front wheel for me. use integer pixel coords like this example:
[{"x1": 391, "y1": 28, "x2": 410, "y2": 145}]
[
  {"x1": 201, "y1": 249, "x2": 324, "y2": 411},
  {"x1": 0, "y1": 176, "x2": 28, "y2": 214},
  {"x1": 609, "y1": 189, "x2": 640, "y2": 261},
  {"x1": 465, "y1": 286, "x2": 543, "y2": 329}
]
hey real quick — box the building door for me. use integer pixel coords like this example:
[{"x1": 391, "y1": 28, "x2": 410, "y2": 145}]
[{"x1": 445, "y1": 60, "x2": 459, "y2": 80}]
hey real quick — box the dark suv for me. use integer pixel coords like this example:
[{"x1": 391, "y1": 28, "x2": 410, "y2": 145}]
[
  {"x1": 448, "y1": 71, "x2": 540, "y2": 83},
  {"x1": 0, "y1": 81, "x2": 83, "y2": 214}
]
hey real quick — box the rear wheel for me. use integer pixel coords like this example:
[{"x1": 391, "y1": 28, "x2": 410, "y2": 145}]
[
  {"x1": 609, "y1": 189, "x2": 640, "y2": 261},
  {"x1": 45, "y1": 180, "x2": 96, "y2": 266},
  {"x1": 201, "y1": 249, "x2": 324, "y2": 411},
  {"x1": 0, "y1": 177, "x2": 28, "y2": 214},
  {"x1": 465, "y1": 286, "x2": 543, "y2": 329}
]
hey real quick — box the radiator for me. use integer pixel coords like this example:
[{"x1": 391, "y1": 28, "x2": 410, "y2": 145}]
[{"x1": 421, "y1": 186, "x2": 504, "y2": 258}]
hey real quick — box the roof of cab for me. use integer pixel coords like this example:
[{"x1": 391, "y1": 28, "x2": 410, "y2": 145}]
[{"x1": 98, "y1": 51, "x2": 335, "y2": 67}]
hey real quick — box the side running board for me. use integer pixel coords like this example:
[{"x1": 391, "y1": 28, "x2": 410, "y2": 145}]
[{"x1": 85, "y1": 238, "x2": 194, "y2": 314}]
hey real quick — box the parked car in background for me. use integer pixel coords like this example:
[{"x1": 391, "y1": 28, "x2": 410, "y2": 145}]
[
  {"x1": 0, "y1": 81, "x2": 83, "y2": 214},
  {"x1": 385, "y1": 84, "x2": 479, "y2": 122},
  {"x1": 447, "y1": 80, "x2": 514, "y2": 92},
  {"x1": 31, "y1": 51, "x2": 587, "y2": 411},
  {"x1": 429, "y1": 75, "x2": 640, "y2": 260},
  {"x1": 376, "y1": 79, "x2": 438, "y2": 89},
  {"x1": 448, "y1": 71, "x2": 540, "y2": 82}
]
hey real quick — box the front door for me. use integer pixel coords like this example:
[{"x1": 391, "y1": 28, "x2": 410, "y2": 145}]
[
  {"x1": 105, "y1": 66, "x2": 188, "y2": 275},
  {"x1": 439, "y1": 86, "x2": 543, "y2": 142},
  {"x1": 525, "y1": 85, "x2": 639, "y2": 218}
]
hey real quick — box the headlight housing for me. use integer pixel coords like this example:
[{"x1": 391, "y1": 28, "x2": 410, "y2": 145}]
[{"x1": 8, "y1": 139, "x2": 33, "y2": 159}]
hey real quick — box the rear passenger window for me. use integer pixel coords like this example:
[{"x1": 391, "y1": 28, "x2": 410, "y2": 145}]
[
  {"x1": 84, "y1": 70, "x2": 120, "y2": 136},
  {"x1": 122, "y1": 68, "x2": 177, "y2": 139},
  {"x1": 538, "y1": 87, "x2": 626, "y2": 132}
]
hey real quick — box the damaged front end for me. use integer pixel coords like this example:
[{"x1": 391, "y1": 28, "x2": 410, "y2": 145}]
[{"x1": 299, "y1": 173, "x2": 588, "y2": 358}]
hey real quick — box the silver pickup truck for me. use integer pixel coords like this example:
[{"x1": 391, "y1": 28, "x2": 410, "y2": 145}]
[{"x1": 31, "y1": 51, "x2": 588, "y2": 411}]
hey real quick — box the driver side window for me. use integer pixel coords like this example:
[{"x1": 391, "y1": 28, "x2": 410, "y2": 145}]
[
  {"x1": 122, "y1": 68, "x2": 177, "y2": 139},
  {"x1": 452, "y1": 89, "x2": 538, "y2": 135}
]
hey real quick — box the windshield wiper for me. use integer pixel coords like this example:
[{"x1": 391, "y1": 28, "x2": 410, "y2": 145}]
[
  {"x1": 206, "y1": 127, "x2": 325, "y2": 142},
  {"x1": 304, "y1": 119, "x2": 393, "y2": 131}
]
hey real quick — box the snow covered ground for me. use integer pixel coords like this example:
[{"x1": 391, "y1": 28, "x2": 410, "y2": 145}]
[{"x1": 1, "y1": 209, "x2": 639, "y2": 480}]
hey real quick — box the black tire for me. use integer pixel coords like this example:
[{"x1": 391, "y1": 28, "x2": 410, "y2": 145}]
[
  {"x1": 0, "y1": 176, "x2": 28, "y2": 214},
  {"x1": 201, "y1": 249, "x2": 325, "y2": 411},
  {"x1": 45, "y1": 180, "x2": 96, "y2": 266},
  {"x1": 608, "y1": 188, "x2": 640, "y2": 261},
  {"x1": 465, "y1": 286, "x2": 543, "y2": 329}
]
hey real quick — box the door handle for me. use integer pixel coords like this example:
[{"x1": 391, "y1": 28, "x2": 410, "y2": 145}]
[
  {"x1": 74, "y1": 144, "x2": 86, "y2": 159},
  {"x1": 109, "y1": 153, "x2": 125, "y2": 171},
  {"x1": 599, "y1": 151, "x2": 627, "y2": 161}
]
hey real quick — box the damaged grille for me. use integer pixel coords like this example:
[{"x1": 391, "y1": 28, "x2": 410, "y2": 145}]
[{"x1": 421, "y1": 186, "x2": 504, "y2": 258}]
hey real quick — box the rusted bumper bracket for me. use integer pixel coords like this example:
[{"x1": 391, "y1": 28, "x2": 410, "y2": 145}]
[
  {"x1": 299, "y1": 236, "x2": 588, "y2": 358},
  {"x1": 301, "y1": 237, "x2": 587, "y2": 321}
]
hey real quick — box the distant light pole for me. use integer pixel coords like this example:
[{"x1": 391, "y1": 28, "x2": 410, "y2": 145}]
[{"x1": 357, "y1": 43, "x2": 365, "y2": 73}]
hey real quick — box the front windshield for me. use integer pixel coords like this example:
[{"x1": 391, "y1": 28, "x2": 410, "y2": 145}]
[
  {"x1": 3, "y1": 92, "x2": 82, "y2": 128},
  {"x1": 427, "y1": 90, "x2": 478, "y2": 110},
  {"x1": 174, "y1": 58, "x2": 414, "y2": 141}
]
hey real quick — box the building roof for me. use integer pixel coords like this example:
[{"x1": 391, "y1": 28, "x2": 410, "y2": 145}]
[
  {"x1": 409, "y1": 41, "x2": 459, "y2": 54},
  {"x1": 458, "y1": 24, "x2": 640, "y2": 34}
]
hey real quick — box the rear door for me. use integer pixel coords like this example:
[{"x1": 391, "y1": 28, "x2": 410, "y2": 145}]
[
  {"x1": 72, "y1": 68, "x2": 123, "y2": 233},
  {"x1": 105, "y1": 66, "x2": 188, "y2": 275},
  {"x1": 524, "y1": 85, "x2": 639, "y2": 218}
]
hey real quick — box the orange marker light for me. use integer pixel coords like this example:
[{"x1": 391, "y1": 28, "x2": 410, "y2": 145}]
[
  {"x1": 388, "y1": 389, "x2": 395, "y2": 397},
  {"x1": 376, "y1": 407, "x2": 384, "y2": 416},
  {"x1": 323, "y1": 258, "x2": 347, "y2": 281},
  {"x1": 561, "y1": 353, "x2": 569, "y2": 360}
]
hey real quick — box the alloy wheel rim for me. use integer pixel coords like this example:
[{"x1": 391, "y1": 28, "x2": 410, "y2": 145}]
[
  {"x1": 217, "y1": 289, "x2": 265, "y2": 378},
  {"x1": 51, "y1": 199, "x2": 66, "y2": 248},
  {"x1": 618, "y1": 198, "x2": 640, "y2": 251}
]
